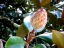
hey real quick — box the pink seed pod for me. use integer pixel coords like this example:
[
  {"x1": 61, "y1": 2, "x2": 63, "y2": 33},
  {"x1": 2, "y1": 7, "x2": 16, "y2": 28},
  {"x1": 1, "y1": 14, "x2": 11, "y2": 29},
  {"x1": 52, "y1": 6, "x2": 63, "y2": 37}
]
[
  {"x1": 31, "y1": 8, "x2": 47, "y2": 32},
  {"x1": 23, "y1": 8, "x2": 47, "y2": 32}
]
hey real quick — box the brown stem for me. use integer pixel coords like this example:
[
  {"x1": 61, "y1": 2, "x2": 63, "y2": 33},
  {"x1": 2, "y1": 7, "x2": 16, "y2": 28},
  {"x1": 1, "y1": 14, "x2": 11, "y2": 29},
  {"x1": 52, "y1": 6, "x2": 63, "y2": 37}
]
[{"x1": 26, "y1": 29, "x2": 35, "y2": 48}]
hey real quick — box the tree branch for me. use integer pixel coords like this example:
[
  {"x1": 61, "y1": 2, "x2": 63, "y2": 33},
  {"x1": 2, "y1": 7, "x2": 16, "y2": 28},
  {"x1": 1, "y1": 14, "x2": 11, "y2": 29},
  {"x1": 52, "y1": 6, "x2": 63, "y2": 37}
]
[
  {"x1": 0, "y1": 16, "x2": 20, "y2": 28},
  {"x1": 0, "y1": 39, "x2": 3, "y2": 48}
]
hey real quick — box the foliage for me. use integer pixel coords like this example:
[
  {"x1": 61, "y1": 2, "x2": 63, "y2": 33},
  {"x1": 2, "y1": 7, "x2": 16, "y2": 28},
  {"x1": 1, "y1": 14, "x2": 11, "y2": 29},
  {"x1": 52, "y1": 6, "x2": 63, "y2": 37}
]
[
  {"x1": 0, "y1": 0, "x2": 64, "y2": 48},
  {"x1": 34, "y1": 44, "x2": 46, "y2": 48},
  {"x1": 5, "y1": 36, "x2": 25, "y2": 48},
  {"x1": 52, "y1": 30, "x2": 64, "y2": 48},
  {"x1": 16, "y1": 23, "x2": 29, "y2": 38}
]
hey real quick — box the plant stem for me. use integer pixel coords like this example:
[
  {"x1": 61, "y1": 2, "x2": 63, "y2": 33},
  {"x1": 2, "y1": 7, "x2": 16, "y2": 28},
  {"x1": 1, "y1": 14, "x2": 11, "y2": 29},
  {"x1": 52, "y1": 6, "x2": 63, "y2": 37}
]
[{"x1": 26, "y1": 29, "x2": 35, "y2": 48}]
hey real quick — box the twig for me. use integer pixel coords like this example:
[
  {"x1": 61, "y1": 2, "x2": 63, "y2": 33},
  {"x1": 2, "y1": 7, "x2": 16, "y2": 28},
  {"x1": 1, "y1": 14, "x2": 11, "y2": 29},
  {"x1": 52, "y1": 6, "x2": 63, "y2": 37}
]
[
  {"x1": 1, "y1": 39, "x2": 6, "y2": 43},
  {"x1": 0, "y1": 16, "x2": 20, "y2": 28},
  {"x1": 0, "y1": 39, "x2": 3, "y2": 48}
]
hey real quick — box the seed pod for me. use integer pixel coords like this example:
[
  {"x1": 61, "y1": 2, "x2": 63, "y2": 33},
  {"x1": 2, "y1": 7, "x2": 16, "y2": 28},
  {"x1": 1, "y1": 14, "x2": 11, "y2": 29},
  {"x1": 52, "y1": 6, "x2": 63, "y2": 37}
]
[
  {"x1": 31, "y1": 8, "x2": 47, "y2": 32},
  {"x1": 24, "y1": 8, "x2": 47, "y2": 32}
]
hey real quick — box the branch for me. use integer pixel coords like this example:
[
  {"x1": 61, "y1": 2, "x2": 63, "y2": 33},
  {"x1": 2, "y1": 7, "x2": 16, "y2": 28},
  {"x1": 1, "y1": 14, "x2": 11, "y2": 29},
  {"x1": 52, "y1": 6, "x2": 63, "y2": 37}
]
[
  {"x1": 0, "y1": 39, "x2": 3, "y2": 48},
  {"x1": 0, "y1": 16, "x2": 20, "y2": 28}
]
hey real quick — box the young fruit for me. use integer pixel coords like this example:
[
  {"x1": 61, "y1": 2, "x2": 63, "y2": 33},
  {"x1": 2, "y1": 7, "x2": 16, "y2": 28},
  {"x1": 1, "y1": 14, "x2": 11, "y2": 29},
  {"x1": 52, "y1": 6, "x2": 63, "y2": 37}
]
[
  {"x1": 31, "y1": 8, "x2": 47, "y2": 32},
  {"x1": 24, "y1": 8, "x2": 47, "y2": 32}
]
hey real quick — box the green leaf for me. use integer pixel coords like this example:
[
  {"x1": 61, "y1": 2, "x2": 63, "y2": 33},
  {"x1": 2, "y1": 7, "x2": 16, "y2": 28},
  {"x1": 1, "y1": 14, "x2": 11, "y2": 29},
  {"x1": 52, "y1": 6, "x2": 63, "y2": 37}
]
[
  {"x1": 48, "y1": 12, "x2": 58, "y2": 25},
  {"x1": 37, "y1": 33, "x2": 53, "y2": 44},
  {"x1": 5, "y1": 36, "x2": 26, "y2": 48},
  {"x1": 32, "y1": 0, "x2": 41, "y2": 8},
  {"x1": 34, "y1": 44, "x2": 46, "y2": 48},
  {"x1": 16, "y1": 23, "x2": 29, "y2": 38}
]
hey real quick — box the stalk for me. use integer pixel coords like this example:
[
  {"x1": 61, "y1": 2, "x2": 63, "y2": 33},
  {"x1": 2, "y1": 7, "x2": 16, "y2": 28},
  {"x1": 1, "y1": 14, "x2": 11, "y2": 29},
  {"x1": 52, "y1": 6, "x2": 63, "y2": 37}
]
[{"x1": 26, "y1": 29, "x2": 35, "y2": 48}]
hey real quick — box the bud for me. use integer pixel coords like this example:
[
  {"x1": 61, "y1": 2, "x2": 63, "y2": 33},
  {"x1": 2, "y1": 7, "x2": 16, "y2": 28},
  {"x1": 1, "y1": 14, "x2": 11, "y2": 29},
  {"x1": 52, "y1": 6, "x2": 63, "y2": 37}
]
[
  {"x1": 31, "y1": 8, "x2": 47, "y2": 32},
  {"x1": 24, "y1": 8, "x2": 47, "y2": 32}
]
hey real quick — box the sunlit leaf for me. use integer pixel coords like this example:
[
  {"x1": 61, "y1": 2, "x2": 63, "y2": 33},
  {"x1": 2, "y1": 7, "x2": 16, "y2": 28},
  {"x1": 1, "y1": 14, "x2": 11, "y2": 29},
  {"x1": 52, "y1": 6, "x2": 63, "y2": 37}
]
[
  {"x1": 50, "y1": 10, "x2": 62, "y2": 18},
  {"x1": 34, "y1": 44, "x2": 46, "y2": 48},
  {"x1": 32, "y1": 0, "x2": 41, "y2": 8},
  {"x1": 16, "y1": 23, "x2": 29, "y2": 38},
  {"x1": 23, "y1": 16, "x2": 33, "y2": 32},
  {"x1": 54, "y1": 2, "x2": 64, "y2": 8},
  {"x1": 5, "y1": 36, "x2": 26, "y2": 48},
  {"x1": 52, "y1": 30, "x2": 64, "y2": 48},
  {"x1": 37, "y1": 33, "x2": 53, "y2": 44}
]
